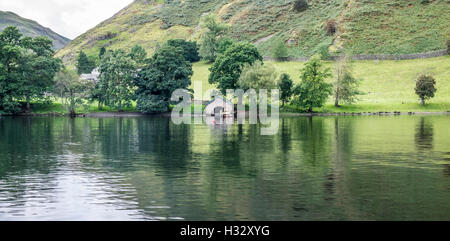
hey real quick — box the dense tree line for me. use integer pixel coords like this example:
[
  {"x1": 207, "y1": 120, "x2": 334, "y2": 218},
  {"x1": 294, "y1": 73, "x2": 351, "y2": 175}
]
[
  {"x1": 86, "y1": 42, "x2": 193, "y2": 114},
  {"x1": 0, "y1": 26, "x2": 61, "y2": 114}
]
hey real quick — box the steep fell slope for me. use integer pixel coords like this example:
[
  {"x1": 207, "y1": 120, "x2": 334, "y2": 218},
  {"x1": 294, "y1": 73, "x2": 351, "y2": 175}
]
[
  {"x1": 0, "y1": 10, "x2": 70, "y2": 50},
  {"x1": 56, "y1": 0, "x2": 450, "y2": 63}
]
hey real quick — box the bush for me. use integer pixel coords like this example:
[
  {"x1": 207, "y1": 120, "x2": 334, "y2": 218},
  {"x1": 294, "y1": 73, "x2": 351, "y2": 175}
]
[
  {"x1": 325, "y1": 19, "x2": 337, "y2": 36},
  {"x1": 447, "y1": 39, "x2": 450, "y2": 55},
  {"x1": 272, "y1": 40, "x2": 288, "y2": 61},
  {"x1": 293, "y1": 0, "x2": 308, "y2": 12},
  {"x1": 415, "y1": 75, "x2": 437, "y2": 105},
  {"x1": 317, "y1": 44, "x2": 331, "y2": 60}
]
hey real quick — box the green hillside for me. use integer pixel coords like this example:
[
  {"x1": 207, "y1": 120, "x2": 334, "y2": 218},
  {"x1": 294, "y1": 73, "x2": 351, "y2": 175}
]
[
  {"x1": 56, "y1": 0, "x2": 450, "y2": 63},
  {"x1": 0, "y1": 11, "x2": 70, "y2": 50}
]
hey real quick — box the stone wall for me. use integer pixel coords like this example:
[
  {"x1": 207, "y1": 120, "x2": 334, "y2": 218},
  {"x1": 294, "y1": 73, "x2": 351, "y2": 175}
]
[{"x1": 264, "y1": 49, "x2": 448, "y2": 62}]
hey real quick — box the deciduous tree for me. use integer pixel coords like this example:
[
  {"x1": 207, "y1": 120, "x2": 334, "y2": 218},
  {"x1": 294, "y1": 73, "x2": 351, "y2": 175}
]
[
  {"x1": 98, "y1": 49, "x2": 137, "y2": 111},
  {"x1": 209, "y1": 42, "x2": 263, "y2": 94},
  {"x1": 20, "y1": 36, "x2": 61, "y2": 110},
  {"x1": 167, "y1": 39, "x2": 200, "y2": 62},
  {"x1": 54, "y1": 68, "x2": 93, "y2": 116},
  {"x1": 238, "y1": 62, "x2": 279, "y2": 92},
  {"x1": 279, "y1": 73, "x2": 293, "y2": 107},
  {"x1": 334, "y1": 55, "x2": 361, "y2": 107},
  {"x1": 135, "y1": 45, "x2": 193, "y2": 114},
  {"x1": 199, "y1": 14, "x2": 228, "y2": 63},
  {"x1": 415, "y1": 74, "x2": 437, "y2": 105},
  {"x1": 292, "y1": 55, "x2": 332, "y2": 112},
  {"x1": 76, "y1": 50, "x2": 96, "y2": 75},
  {"x1": 272, "y1": 40, "x2": 288, "y2": 61},
  {"x1": 0, "y1": 26, "x2": 60, "y2": 113},
  {"x1": 128, "y1": 45, "x2": 147, "y2": 66}
]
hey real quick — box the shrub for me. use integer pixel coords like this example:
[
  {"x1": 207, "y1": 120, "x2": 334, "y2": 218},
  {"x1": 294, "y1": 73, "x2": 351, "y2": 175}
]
[
  {"x1": 317, "y1": 44, "x2": 331, "y2": 60},
  {"x1": 272, "y1": 40, "x2": 288, "y2": 61},
  {"x1": 415, "y1": 75, "x2": 437, "y2": 105},
  {"x1": 325, "y1": 19, "x2": 337, "y2": 36},
  {"x1": 293, "y1": 0, "x2": 308, "y2": 12},
  {"x1": 447, "y1": 39, "x2": 450, "y2": 55}
]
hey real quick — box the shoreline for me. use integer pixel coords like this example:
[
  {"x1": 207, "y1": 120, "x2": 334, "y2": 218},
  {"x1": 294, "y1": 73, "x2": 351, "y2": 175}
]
[{"x1": 3, "y1": 111, "x2": 450, "y2": 118}]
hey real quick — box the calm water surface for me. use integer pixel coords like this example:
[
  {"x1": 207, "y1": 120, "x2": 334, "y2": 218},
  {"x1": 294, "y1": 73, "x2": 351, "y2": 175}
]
[{"x1": 0, "y1": 116, "x2": 450, "y2": 221}]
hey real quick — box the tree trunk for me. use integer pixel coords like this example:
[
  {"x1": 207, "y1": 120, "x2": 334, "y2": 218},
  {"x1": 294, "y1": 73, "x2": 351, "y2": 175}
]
[
  {"x1": 335, "y1": 92, "x2": 340, "y2": 107},
  {"x1": 421, "y1": 98, "x2": 425, "y2": 106},
  {"x1": 308, "y1": 107, "x2": 313, "y2": 113},
  {"x1": 98, "y1": 102, "x2": 103, "y2": 111},
  {"x1": 26, "y1": 96, "x2": 31, "y2": 112},
  {"x1": 69, "y1": 109, "x2": 76, "y2": 118}
]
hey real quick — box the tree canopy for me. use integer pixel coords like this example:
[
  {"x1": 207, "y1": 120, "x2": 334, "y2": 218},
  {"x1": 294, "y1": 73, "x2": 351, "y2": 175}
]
[
  {"x1": 415, "y1": 74, "x2": 437, "y2": 105},
  {"x1": 167, "y1": 39, "x2": 200, "y2": 62},
  {"x1": 238, "y1": 62, "x2": 279, "y2": 92},
  {"x1": 272, "y1": 40, "x2": 288, "y2": 61},
  {"x1": 76, "y1": 50, "x2": 96, "y2": 75},
  {"x1": 199, "y1": 14, "x2": 228, "y2": 63},
  {"x1": 128, "y1": 45, "x2": 147, "y2": 66},
  {"x1": 333, "y1": 55, "x2": 362, "y2": 107},
  {"x1": 54, "y1": 67, "x2": 93, "y2": 116},
  {"x1": 278, "y1": 73, "x2": 294, "y2": 107},
  {"x1": 0, "y1": 26, "x2": 60, "y2": 114},
  {"x1": 98, "y1": 49, "x2": 137, "y2": 111},
  {"x1": 208, "y1": 42, "x2": 263, "y2": 94},
  {"x1": 292, "y1": 55, "x2": 332, "y2": 112},
  {"x1": 135, "y1": 44, "x2": 193, "y2": 114}
]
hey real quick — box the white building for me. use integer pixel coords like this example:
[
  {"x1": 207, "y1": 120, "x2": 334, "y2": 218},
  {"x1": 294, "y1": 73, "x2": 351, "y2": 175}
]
[
  {"x1": 80, "y1": 67, "x2": 100, "y2": 82},
  {"x1": 204, "y1": 97, "x2": 234, "y2": 117}
]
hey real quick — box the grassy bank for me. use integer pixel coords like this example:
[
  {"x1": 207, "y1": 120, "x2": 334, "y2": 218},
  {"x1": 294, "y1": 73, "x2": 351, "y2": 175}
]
[
  {"x1": 28, "y1": 56, "x2": 450, "y2": 115},
  {"x1": 31, "y1": 101, "x2": 137, "y2": 115}
]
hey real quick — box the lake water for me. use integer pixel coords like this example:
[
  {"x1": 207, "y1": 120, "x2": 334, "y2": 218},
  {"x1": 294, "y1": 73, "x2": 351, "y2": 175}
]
[{"x1": 0, "y1": 115, "x2": 449, "y2": 221}]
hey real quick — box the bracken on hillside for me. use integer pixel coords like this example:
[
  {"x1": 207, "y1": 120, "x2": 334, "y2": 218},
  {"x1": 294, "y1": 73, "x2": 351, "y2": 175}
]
[{"x1": 56, "y1": 0, "x2": 450, "y2": 64}]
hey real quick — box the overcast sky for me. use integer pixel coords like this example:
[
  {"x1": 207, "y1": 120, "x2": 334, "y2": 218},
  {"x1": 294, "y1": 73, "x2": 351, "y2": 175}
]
[{"x1": 0, "y1": 0, "x2": 134, "y2": 39}]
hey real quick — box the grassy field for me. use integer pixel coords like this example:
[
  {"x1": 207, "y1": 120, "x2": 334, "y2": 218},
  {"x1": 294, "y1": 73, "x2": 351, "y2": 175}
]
[
  {"x1": 192, "y1": 55, "x2": 450, "y2": 113},
  {"x1": 31, "y1": 55, "x2": 450, "y2": 115}
]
